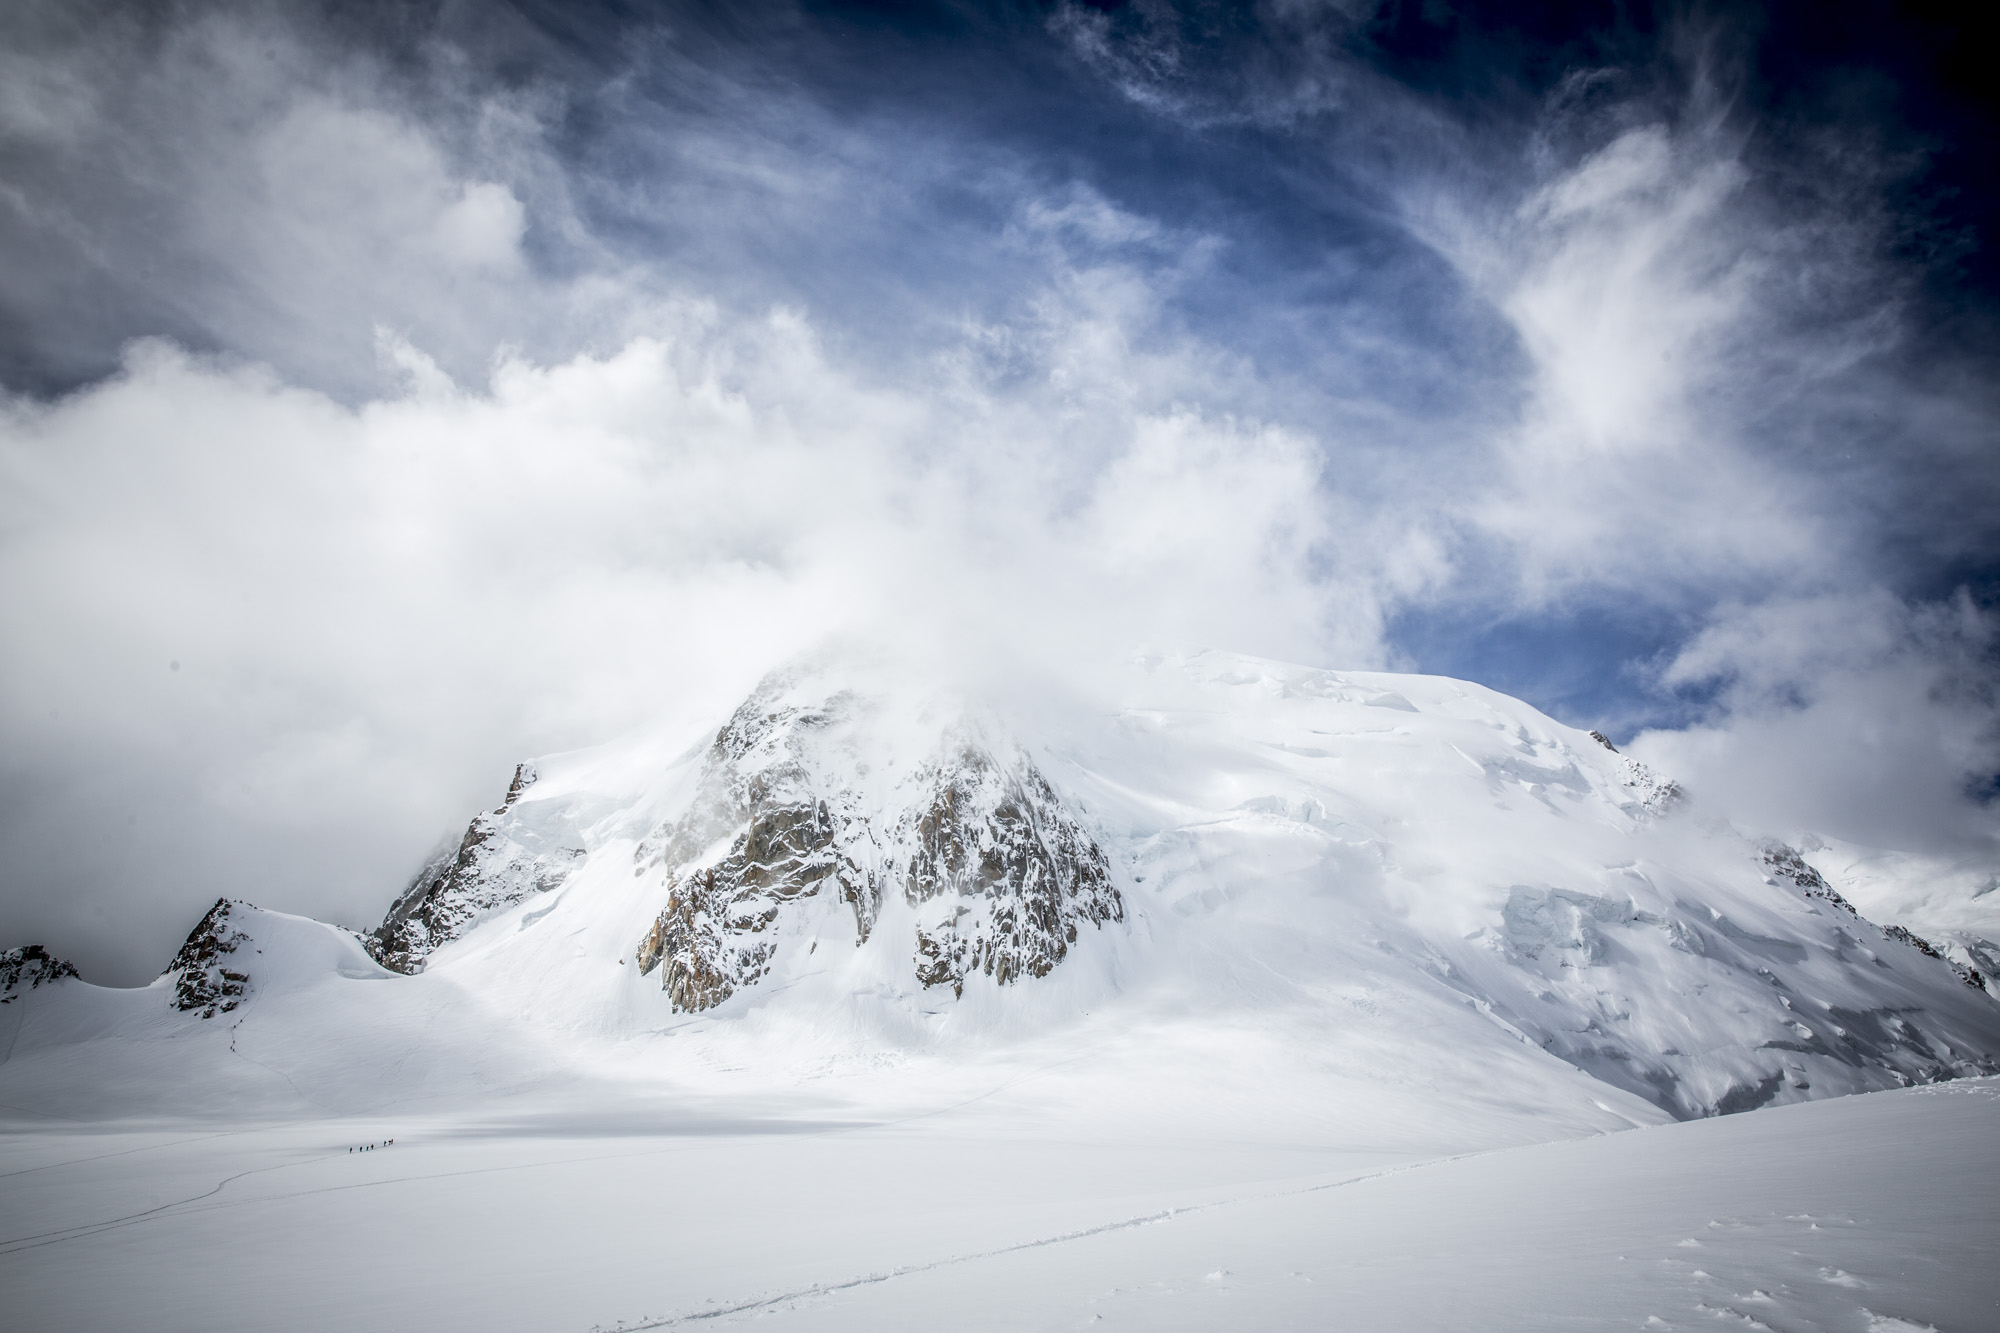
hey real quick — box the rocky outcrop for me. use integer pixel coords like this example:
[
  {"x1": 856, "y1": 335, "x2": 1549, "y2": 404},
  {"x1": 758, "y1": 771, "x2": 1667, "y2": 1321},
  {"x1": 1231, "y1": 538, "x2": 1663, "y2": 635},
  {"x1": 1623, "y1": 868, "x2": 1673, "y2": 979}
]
[
  {"x1": 1617, "y1": 755, "x2": 1682, "y2": 815},
  {"x1": 633, "y1": 675, "x2": 1122, "y2": 1012},
  {"x1": 631, "y1": 690, "x2": 877, "y2": 1010},
  {"x1": 369, "y1": 763, "x2": 587, "y2": 974},
  {"x1": 1761, "y1": 842, "x2": 1857, "y2": 915},
  {"x1": 1939, "y1": 934, "x2": 2000, "y2": 998},
  {"x1": 165, "y1": 899, "x2": 252, "y2": 1018},
  {"x1": 1759, "y1": 843, "x2": 1986, "y2": 991},
  {"x1": 903, "y1": 744, "x2": 1121, "y2": 996},
  {"x1": 1881, "y1": 924, "x2": 1989, "y2": 991},
  {"x1": 0, "y1": 945, "x2": 80, "y2": 1002}
]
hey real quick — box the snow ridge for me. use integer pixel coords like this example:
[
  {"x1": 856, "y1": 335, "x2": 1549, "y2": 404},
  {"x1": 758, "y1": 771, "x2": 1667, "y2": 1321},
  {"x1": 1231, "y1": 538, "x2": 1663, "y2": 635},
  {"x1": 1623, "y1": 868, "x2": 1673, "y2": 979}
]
[
  {"x1": 1763, "y1": 841, "x2": 1860, "y2": 916},
  {"x1": 368, "y1": 763, "x2": 587, "y2": 974}
]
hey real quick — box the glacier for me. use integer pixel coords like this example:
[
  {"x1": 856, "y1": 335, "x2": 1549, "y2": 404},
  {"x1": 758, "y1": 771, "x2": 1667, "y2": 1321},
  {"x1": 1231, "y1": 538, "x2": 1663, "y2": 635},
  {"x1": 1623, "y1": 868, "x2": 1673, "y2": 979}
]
[{"x1": 3, "y1": 646, "x2": 1996, "y2": 1329}]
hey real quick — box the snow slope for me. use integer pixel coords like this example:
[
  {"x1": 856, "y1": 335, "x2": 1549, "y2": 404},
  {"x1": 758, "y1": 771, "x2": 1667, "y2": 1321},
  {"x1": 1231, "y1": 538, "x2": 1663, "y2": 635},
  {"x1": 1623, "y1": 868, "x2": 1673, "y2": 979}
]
[
  {"x1": 1795, "y1": 834, "x2": 2000, "y2": 994},
  {"x1": 0, "y1": 1076, "x2": 1992, "y2": 1331}
]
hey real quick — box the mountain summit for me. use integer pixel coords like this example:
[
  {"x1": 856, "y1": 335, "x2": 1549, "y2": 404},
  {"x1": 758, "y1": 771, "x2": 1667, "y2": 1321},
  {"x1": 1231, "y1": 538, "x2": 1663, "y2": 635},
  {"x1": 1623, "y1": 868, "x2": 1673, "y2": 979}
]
[{"x1": 628, "y1": 669, "x2": 1123, "y2": 1009}]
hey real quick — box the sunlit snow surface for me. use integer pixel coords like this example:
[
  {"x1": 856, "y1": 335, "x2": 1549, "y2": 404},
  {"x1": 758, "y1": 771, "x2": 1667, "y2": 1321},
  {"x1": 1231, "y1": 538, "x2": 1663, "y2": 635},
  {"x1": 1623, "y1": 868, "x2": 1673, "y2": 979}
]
[
  {"x1": 1, "y1": 1082, "x2": 1993, "y2": 1330},
  {"x1": 2, "y1": 649, "x2": 1997, "y2": 1327}
]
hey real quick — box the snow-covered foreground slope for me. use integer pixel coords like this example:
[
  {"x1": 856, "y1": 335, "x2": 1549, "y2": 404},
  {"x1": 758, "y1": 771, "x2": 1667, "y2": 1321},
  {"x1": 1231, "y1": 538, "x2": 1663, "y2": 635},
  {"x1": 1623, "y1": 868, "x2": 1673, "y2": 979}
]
[{"x1": 1, "y1": 1078, "x2": 1993, "y2": 1331}]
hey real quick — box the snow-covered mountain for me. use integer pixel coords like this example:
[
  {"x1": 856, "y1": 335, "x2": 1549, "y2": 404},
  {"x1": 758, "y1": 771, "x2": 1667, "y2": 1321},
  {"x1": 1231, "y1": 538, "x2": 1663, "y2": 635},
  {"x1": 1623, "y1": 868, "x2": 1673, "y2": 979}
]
[{"x1": 4, "y1": 648, "x2": 1997, "y2": 1127}]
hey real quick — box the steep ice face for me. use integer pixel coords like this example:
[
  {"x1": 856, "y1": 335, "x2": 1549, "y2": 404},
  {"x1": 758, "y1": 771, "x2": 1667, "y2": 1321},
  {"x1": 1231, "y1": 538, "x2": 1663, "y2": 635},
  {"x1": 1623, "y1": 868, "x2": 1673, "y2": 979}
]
[
  {"x1": 0, "y1": 946, "x2": 79, "y2": 1001},
  {"x1": 632, "y1": 672, "x2": 1123, "y2": 1011},
  {"x1": 1456, "y1": 866, "x2": 1998, "y2": 1117},
  {"x1": 369, "y1": 763, "x2": 588, "y2": 974}
]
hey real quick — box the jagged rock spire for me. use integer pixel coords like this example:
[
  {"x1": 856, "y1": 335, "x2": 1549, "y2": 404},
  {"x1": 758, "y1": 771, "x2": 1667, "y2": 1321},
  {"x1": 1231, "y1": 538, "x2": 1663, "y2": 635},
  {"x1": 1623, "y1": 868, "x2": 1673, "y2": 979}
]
[
  {"x1": 368, "y1": 763, "x2": 586, "y2": 975},
  {"x1": 165, "y1": 899, "x2": 252, "y2": 1018}
]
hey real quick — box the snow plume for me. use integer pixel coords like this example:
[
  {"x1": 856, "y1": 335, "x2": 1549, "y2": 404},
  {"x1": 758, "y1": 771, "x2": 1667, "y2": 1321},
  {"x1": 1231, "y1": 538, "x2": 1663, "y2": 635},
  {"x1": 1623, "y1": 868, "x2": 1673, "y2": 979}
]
[{"x1": 3, "y1": 0, "x2": 1998, "y2": 976}]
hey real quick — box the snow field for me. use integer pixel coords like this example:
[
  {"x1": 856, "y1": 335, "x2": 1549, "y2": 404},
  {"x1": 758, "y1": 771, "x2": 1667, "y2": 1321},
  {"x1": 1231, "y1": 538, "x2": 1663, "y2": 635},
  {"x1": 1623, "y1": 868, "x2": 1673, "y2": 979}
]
[{"x1": 0, "y1": 1078, "x2": 1992, "y2": 1331}]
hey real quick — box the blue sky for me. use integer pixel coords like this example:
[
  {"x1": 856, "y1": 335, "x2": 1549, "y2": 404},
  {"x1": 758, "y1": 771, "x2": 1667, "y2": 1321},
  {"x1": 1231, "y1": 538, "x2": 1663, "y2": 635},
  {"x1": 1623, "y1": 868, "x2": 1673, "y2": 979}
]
[{"x1": 4, "y1": 0, "x2": 1998, "y2": 979}]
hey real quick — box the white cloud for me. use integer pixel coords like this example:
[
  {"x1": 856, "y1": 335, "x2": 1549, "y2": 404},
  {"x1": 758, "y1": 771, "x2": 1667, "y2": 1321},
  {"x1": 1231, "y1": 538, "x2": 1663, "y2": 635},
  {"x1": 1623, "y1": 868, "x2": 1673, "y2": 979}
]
[
  {"x1": 1416, "y1": 117, "x2": 1855, "y2": 602},
  {"x1": 0, "y1": 296, "x2": 1400, "y2": 978},
  {"x1": 0, "y1": 4, "x2": 616, "y2": 396},
  {"x1": 1632, "y1": 589, "x2": 2000, "y2": 854}
]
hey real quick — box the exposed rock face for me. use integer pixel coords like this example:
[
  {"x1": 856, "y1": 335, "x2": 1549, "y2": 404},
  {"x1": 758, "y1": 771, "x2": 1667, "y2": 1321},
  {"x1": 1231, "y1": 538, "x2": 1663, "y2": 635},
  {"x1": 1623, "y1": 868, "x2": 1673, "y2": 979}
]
[
  {"x1": 632, "y1": 690, "x2": 877, "y2": 1011},
  {"x1": 166, "y1": 899, "x2": 252, "y2": 1018},
  {"x1": 904, "y1": 745, "x2": 1121, "y2": 996},
  {"x1": 0, "y1": 945, "x2": 79, "y2": 1002},
  {"x1": 633, "y1": 675, "x2": 1122, "y2": 1012},
  {"x1": 369, "y1": 763, "x2": 587, "y2": 975}
]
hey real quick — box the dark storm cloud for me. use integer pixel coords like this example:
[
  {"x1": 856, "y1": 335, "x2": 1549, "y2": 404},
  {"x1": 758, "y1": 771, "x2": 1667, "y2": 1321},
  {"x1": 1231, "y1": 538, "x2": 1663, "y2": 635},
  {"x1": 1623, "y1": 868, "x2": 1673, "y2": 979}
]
[{"x1": 2, "y1": 0, "x2": 1998, "y2": 980}]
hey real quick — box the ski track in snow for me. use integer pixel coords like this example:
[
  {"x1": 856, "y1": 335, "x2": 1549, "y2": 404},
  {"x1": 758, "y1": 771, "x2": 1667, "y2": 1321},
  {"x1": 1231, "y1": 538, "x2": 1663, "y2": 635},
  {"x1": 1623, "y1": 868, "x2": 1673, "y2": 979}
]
[
  {"x1": 3, "y1": 1072, "x2": 1984, "y2": 1320},
  {"x1": 0, "y1": 1147, "x2": 355, "y2": 1254},
  {"x1": 2, "y1": 1080, "x2": 1984, "y2": 1331},
  {"x1": 0, "y1": 1055, "x2": 1095, "y2": 1259},
  {"x1": 0, "y1": 1125, "x2": 267, "y2": 1179},
  {"x1": 0, "y1": 1130, "x2": 836, "y2": 1255},
  {"x1": 581, "y1": 1151, "x2": 1483, "y2": 1331}
]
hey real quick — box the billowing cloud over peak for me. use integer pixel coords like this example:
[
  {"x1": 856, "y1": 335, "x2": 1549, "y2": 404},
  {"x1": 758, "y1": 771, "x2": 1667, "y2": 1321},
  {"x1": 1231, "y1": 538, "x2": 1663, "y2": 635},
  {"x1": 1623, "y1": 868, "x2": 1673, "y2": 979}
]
[{"x1": 2, "y1": 0, "x2": 1998, "y2": 980}]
